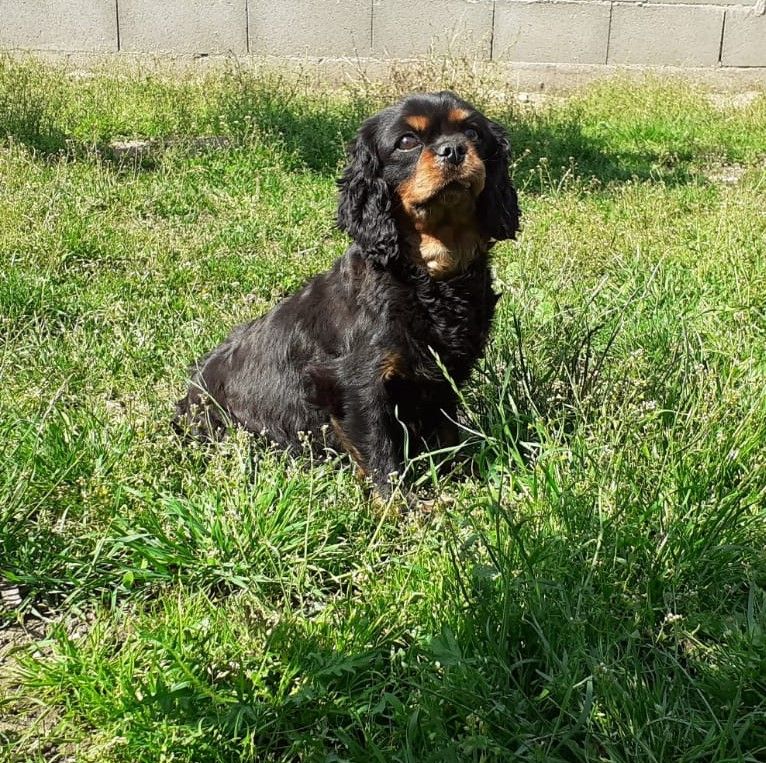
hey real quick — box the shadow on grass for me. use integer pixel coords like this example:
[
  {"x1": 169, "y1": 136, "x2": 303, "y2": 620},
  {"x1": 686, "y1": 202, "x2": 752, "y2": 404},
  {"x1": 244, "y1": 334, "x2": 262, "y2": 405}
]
[
  {"x1": 214, "y1": 86, "x2": 696, "y2": 187},
  {"x1": 122, "y1": 619, "x2": 398, "y2": 760},
  {"x1": 0, "y1": 79, "x2": 68, "y2": 155},
  {"x1": 0, "y1": 64, "x2": 695, "y2": 188},
  {"x1": 211, "y1": 79, "x2": 368, "y2": 175},
  {"x1": 509, "y1": 112, "x2": 695, "y2": 188}
]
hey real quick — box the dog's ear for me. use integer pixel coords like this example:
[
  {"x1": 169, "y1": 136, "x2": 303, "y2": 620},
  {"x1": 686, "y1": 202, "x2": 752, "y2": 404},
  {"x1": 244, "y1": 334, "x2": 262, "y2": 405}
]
[
  {"x1": 477, "y1": 119, "x2": 521, "y2": 242},
  {"x1": 337, "y1": 120, "x2": 399, "y2": 265}
]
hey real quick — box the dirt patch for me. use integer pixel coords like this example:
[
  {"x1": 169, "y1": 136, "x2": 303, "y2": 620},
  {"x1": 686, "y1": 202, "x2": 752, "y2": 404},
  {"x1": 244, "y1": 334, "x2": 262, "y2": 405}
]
[
  {"x1": 707, "y1": 91, "x2": 762, "y2": 111},
  {"x1": 106, "y1": 135, "x2": 231, "y2": 163},
  {"x1": 0, "y1": 617, "x2": 46, "y2": 689},
  {"x1": 704, "y1": 163, "x2": 748, "y2": 185}
]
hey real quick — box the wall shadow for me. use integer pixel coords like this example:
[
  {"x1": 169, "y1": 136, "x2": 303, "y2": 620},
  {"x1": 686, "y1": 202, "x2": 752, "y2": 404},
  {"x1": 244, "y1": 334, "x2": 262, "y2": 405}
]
[
  {"x1": 509, "y1": 112, "x2": 696, "y2": 189},
  {"x1": 213, "y1": 89, "x2": 697, "y2": 188},
  {"x1": 1, "y1": 69, "x2": 700, "y2": 189},
  {"x1": 213, "y1": 83, "x2": 368, "y2": 175}
]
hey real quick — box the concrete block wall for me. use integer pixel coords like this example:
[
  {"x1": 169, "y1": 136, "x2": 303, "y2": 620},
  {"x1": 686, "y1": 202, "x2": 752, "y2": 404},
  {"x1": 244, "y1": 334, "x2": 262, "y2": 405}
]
[{"x1": 0, "y1": 0, "x2": 764, "y2": 70}]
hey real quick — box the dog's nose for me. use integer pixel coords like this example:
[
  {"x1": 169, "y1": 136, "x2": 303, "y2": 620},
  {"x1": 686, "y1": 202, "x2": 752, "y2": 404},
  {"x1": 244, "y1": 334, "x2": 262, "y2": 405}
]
[{"x1": 434, "y1": 139, "x2": 467, "y2": 166}]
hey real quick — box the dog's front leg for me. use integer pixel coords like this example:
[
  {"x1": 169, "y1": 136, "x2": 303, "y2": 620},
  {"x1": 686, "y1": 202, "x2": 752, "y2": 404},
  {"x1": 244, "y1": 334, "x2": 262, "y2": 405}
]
[{"x1": 330, "y1": 379, "x2": 405, "y2": 502}]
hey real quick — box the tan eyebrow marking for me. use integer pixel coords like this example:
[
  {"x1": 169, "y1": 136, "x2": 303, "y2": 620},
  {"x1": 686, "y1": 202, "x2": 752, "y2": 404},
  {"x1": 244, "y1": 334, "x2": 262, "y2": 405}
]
[
  {"x1": 448, "y1": 108, "x2": 472, "y2": 124},
  {"x1": 404, "y1": 115, "x2": 430, "y2": 132}
]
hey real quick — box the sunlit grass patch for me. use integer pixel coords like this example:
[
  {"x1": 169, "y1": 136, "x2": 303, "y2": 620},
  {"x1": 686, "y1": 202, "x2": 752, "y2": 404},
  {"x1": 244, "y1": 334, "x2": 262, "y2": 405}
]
[{"x1": 1, "y1": 57, "x2": 765, "y2": 761}]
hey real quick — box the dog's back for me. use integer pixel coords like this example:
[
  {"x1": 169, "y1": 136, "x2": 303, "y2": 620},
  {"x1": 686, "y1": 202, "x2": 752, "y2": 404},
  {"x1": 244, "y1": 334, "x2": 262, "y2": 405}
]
[{"x1": 173, "y1": 263, "x2": 349, "y2": 446}]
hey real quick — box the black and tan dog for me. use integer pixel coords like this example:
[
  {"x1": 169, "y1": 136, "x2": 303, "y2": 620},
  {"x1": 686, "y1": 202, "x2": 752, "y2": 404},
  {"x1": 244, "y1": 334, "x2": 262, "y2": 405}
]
[{"x1": 174, "y1": 91, "x2": 520, "y2": 501}]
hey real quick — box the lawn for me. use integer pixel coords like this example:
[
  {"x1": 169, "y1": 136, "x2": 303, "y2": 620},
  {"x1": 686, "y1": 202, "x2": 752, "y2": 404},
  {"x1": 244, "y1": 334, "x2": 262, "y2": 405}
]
[{"x1": 1, "y1": 55, "x2": 765, "y2": 762}]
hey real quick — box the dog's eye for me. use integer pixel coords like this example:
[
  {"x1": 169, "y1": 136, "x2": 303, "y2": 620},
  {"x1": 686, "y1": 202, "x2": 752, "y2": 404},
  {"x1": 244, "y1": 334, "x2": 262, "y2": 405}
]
[
  {"x1": 464, "y1": 127, "x2": 480, "y2": 141},
  {"x1": 396, "y1": 134, "x2": 421, "y2": 151}
]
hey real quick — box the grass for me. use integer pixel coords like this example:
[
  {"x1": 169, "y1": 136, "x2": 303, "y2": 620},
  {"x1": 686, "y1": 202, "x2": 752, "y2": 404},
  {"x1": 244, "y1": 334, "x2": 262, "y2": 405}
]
[{"x1": 1, "y1": 55, "x2": 765, "y2": 762}]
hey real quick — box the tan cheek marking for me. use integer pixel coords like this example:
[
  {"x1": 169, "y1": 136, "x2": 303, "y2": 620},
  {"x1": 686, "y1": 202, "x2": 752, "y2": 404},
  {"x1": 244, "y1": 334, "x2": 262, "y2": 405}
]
[
  {"x1": 405, "y1": 115, "x2": 430, "y2": 132},
  {"x1": 464, "y1": 146, "x2": 486, "y2": 195},
  {"x1": 398, "y1": 146, "x2": 486, "y2": 212},
  {"x1": 397, "y1": 151, "x2": 445, "y2": 209}
]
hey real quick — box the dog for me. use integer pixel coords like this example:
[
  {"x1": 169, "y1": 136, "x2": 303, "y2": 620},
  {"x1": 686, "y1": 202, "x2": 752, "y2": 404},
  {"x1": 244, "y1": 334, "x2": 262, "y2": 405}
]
[{"x1": 174, "y1": 91, "x2": 520, "y2": 503}]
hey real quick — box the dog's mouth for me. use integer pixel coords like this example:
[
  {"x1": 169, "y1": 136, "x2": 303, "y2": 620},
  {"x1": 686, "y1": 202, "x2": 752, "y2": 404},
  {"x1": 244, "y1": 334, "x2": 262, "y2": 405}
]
[
  {"x1": 433, "y1": 179, "x2": 474, "y2": 201},
  {"x1": 410, "y1": 179, "x2": 479, "y2": 216}
]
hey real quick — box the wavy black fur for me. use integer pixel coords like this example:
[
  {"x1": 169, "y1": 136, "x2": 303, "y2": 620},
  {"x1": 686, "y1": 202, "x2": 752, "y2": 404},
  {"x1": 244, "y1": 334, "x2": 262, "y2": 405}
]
[{"x1": 174, "y1": 91, "x2": 520, "y2": 500}]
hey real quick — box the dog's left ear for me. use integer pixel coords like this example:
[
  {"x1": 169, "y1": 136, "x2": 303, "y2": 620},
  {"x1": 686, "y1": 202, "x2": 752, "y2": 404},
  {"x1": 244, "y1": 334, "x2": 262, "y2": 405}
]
[
  {"x1": 478, "y1": 120, "x2": 521, "y2": 242},
  {"x1": 337, "y1": 119, "x2": 400, "y2": 266}
]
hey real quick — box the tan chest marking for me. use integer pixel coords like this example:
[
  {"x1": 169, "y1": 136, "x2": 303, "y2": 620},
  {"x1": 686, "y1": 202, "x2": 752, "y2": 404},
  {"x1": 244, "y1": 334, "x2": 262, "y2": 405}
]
[{"x1": 414, "y1": 228, "x2": 484, "y2": 279}]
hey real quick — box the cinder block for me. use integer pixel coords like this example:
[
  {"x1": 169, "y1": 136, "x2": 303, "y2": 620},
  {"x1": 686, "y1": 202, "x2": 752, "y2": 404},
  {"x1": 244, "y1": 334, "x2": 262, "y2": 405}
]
[
  {"x1": 722, "y1": 8, "x2": 766, "y2": 67},
  {"x1": 119, "y1": 0, "x2": 247, "y2": 54},
  {"x1": 609, "y1": 3, "x2": 725, "y2": 67},
  {"x1": 618, "y1": 0, "x2": 753, "y2": 4},
  {"x1": 372, "y1": 0, "x2": 494, "y2": 58},
  {"x1": 0, "y1": 0, "x2": 117, "y2": 52},
  {"x1": 249, "y1": 0, "x2": 371, "y2": 56},
  {"x1": 493, "y1": 1, "x2": 611, "y2": 65}
]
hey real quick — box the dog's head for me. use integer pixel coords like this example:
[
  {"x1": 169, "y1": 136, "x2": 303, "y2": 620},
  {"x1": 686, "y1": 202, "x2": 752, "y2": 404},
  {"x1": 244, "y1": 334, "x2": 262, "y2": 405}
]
[{"x1": 337, "y1": 91, "x2": 520, "y2": 278}]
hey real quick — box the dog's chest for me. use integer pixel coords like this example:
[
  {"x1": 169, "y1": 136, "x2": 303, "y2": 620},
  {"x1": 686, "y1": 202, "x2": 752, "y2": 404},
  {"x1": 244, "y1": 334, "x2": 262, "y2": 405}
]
[
  {"x1": 406, "y1": 220, "x2": 484, "y2": 282},
  {"x1": 404, "y1": 269, "x2": 496, "y2": 381}
]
